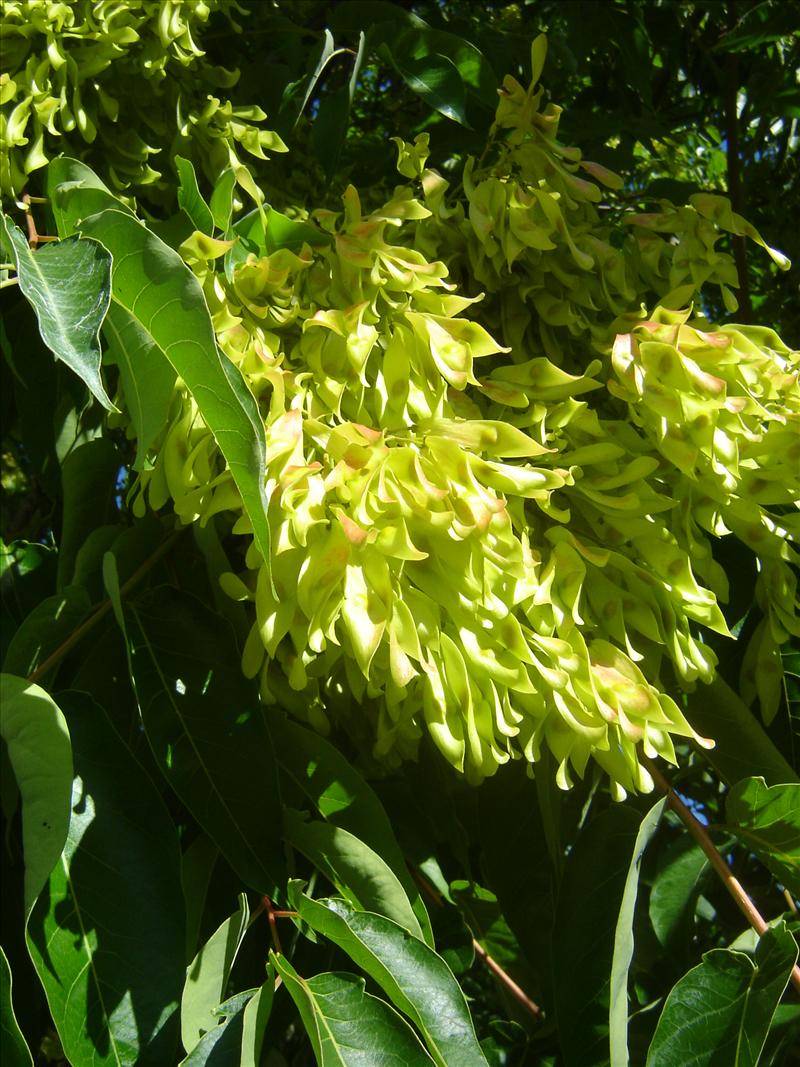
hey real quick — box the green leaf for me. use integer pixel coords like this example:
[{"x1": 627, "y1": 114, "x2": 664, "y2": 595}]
[
  {"x1": 479, "y1": 764, "x2": 556, "y2": 982},
  {"x1": 1, "y1": 541, "x2": 57, "y2": 632},
  {"x1": 240, "y1": 977, "x2": 274, "y2": 1067},
  {"x1": 2, "y1": 586, "x2": 91, "y2": 680},
  {"x1": 725, "y1": 778, "x2": 800, "y2": 896},
  {"x1": 294, "y1": 894, "x2": 489, "y2": 1067},
  {"x1": 209, "y1": 169, "x2": 236, "y2": 234},
  {"x1": 181, "y1": 894, "x2": 249, "y2": 1054},
  {"x1": 1, "y1": 945, "x2": 33, "y2": 1067},
  {"x1": 649, "y1": 838, "x2": 709, "y2": 950},
  {"x1": 102, "y1": 303, "x2": 177, "y2": 470},
  {"x1": 552, "y1": 803, "x2": 646, "y2": 1067},
  {"x1": 57, "y1": 437, "x2": 121, "y2": 589},
  {"x1": 0, "y1": 212, "x2": 113, "y2": 411},
  {"x1": 686, "y1": 675, "x2": 798, "y2": 786},
  {"x1": 127, "y1": 586, "x2": 285, "y2": 894},
  {"x1": 47, "y1": 156, "x2": 136, "y2": 236},
  {"x1": 182, "y1": 835, "x2": 219, "y2": 963},
  {"x1": 646, "y1": 923, "x2": 799, "y2": 1066},
  {"x1": 449, "y1": 882, "x2": 522, "y2": 980},
  {"x1": 392, "y1": 26, "x2": 497, "y2": 106},
  {"x1": 180, "y1": 1004, "x2": 246, "y2": 1066},
  {"x1": 609, "y1": 798, "x2": 666, "y2": 1067},
  {"x1": 0, "y1": 675, "x2": 72, "y2": 913},
  {"x1": 175, "y1": 156, "x2": 214, "y2": 235},
  {"x1": 273, "y1": 956, "x2": 435, "y2": 1066},
  {"x1": 273, "y1": 715, "x2": 433, "y2": 945},
  {"x1": 284, "y1": 810, "x2": 423, "y2": 937},
  {"x1": 311, "y1": 86, "x2": 352, "y2": 180},
  {"x1": 225, "y1": 204, "x2": 330, "y2": 275},
  {"x1": 387, "y1": 48, "x2": 468, "y2": 125},
  {"x1": 67, "y1": 203, "x2": 272, "y2": 569},
  {"x1": 26, "y1": 691, "x2": 185, "y2": 1066}
]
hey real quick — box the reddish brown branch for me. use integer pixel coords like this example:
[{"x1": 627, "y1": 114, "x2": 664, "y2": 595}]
[
  {"x1": 644, "y1": 756, "x2": 800, "y2": 995},
  {"x1": 472, "y1": 939, "x2": 543, "y2": 1018},
  {"x1": 262, "y1": 896, "x2": 284, "y2": 955},
  {"x1": 27, "y1": 530, "x2": 181, "y2": 685},
  {"x1": 412, "y1": 867, "x2": 543, "y2": 1019}
]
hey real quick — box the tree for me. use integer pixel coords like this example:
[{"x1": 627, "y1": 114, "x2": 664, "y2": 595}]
[{"x1": 1, "y1": 2, "x2": 799, "y2": 1065}]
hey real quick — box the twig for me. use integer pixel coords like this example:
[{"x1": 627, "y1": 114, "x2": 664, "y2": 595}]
[
  {"x1": 472, "y1": 939, "x2": 543, "y2": 1019},
  {"x1": 411, "y1": 867, "x2": 544, "y2": 1019},
  {"x1": 262, "y1": 896, "x2": 284, "y2": 955},
  {"x1": 20, "y1": 193, "x2": 58, "y2": 248},
  {"x1": 27, "y1": 529, "x2": 181, "y2": 685},
  {"x1": 643, "y1": 756, "x2": 800, "y2": 995}
]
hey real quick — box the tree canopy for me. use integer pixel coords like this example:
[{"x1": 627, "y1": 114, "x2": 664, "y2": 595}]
[{"x1": 1, "y1": 2, "x2": 799, "y2": 1065}]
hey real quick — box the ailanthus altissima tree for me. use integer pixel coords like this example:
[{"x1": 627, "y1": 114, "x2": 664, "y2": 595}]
[{"x1": 1, "y1": 3, "x2": 799, "y2": 1065}]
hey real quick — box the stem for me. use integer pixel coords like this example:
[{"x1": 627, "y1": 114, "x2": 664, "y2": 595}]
[
  {"x1": 27, "y1": 529, "x2": 181, "y2": 685},
  {"x1": 643, "y1": 756, "x2": 800, "y2": 995},
  {"x1": 262, "y1": 896, "x2": 284, "y2": 955},
  {"x1": 472, "y1": 939, "x2": 543, "y2": 1019},
  {"x1": 411, "y1": 867, "x2": 543, "y2": 1019},
  {"x1": 0, "y1": 278, "x2": 19, "y2": 288}
]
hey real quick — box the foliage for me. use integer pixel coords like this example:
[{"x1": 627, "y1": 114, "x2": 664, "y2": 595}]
[{"x1": 1, "y1": 2, "x2": 799, "y2": 1065}]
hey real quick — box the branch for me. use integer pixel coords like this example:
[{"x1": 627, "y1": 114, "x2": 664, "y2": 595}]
[
  {"x1": 27, "y1": 529, "x2": 182, "y2": 685},
  {"x1": 643, "y1": 756, "x2": 800, "y2": 995},
  {"x1": 411, "y1": 866, "x2": 543, "y2": 1019}
]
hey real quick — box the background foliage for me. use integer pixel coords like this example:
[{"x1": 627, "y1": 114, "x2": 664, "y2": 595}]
[{"x1": 1, "y1": 1, "x2": 799, "y2": 1065}]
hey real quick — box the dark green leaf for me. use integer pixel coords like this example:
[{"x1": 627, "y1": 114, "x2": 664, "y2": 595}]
[
  {"x1": 294, "y1": 894, "x2": 489, "y2": 1067},
  {"x1": 686, "y1": 675, "x2": 798, "y2": 786},
  {"x1": 649, "y1": 838, "x2": 709, "y2": 950},
  {"x1": 552, "y1": 803, "x2": 644, "y2": 1067},
  {"x1": 387, "y1": 48, "x2": 468, "y2": 125},
  {"x1": 176, "y1": 157, "x2": 215, "y2": 235},
  {"x1": 311, "y1": 86, "x2": 352, "y2": 180},
  {"x1": 26, "y1": 691, "x2": 185, "y2": 1066},
  {"x1": 127, "y1": 586, "x2": 285, "y2": 894},
  {"x1": 725, "y1": 778, "x2": 800, "y2": 896},
  {"x1": 646, "y1": 923, "x2": 799, "y2": 1066},
  {"x1": 2, "y1": 586, "x2": 90, "y2": 680},
  {"x1": 393, "y1": 26, "x2": 497, "y2": 106},
  {"x1": 1, "y1": 542, "x2": 57, "y2": 635},
  {"x1": 57, "y1": 437, "x2": 121, "y2": 589},
  {"x1": 0, "y1": 214, "x2": 114, "y2": 410},
  {"x1": 0, "y1": 675, "x2": 72, "y2": 913},
  {"x1": 479, "y1": 764, "x2": 556, "y2": 981},
  {"x1": 272, "y1": 957, "x2": 435, "y2": 1066},
  {"x1": 1, "y1": 945, "x2": 33, "y2": 1066}
]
